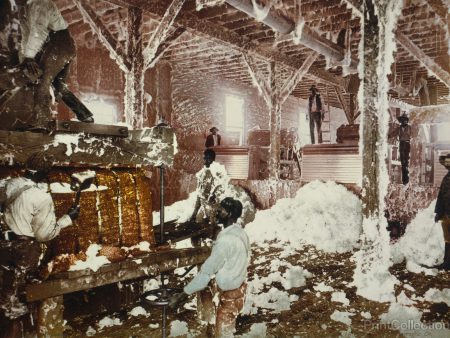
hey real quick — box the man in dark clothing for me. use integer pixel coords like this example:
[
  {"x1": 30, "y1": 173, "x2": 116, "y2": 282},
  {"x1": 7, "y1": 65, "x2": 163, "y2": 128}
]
[
  {"x1": 433, "y1": 153, "x2": 450, "y2": 270},
  {"x1": 15, "y1": 0, "x2": 94, "y2": 130},
  {"x1": 205, "y1": 127, "x2": 221, "y2": 148},
  {"x1": 308, "y1": 85, "x2": 324, "y2": 144},
  {"x1": 396, "y1": 113, "x2": 411, "y2": 185}
]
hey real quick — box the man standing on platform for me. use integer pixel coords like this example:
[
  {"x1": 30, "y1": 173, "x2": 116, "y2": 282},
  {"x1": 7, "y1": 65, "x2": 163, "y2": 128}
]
[
  {"x1": 205, "y1": 127, "x2": 221, "y2": 148},
  {"x1": 308, "y1": 85, "x2": 324, "y2": 144},
  {"x1": 15, "y1": 0, "x2": 94, "y2": 130}
]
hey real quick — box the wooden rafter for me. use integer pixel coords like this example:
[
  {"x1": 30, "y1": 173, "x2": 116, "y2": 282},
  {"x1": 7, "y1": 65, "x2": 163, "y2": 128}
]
[
  {"x1": 106, "y1": 0, "x2": 346, "y2": 90},
  {"x1": 147, "y1": 27, "x2": 186, "y2": 69},
  {"x1": 334, "y1": 86, "x2": 352, "y2": 123},
  {"x1": 396, "y1": 32, "x2": 450, "y2": 89},
  {"x1": 241, "y1": 53, "x2": 271, "y2": 105},
  {"x1": 279, "y1": 51, "x2": 319, "y2": 104},
  {"x1": 72, "y1": 0, "x2": 130, "y2": 71},
  {"x1": 143, "y1": 0, "x2": 187, "y2": 69}
]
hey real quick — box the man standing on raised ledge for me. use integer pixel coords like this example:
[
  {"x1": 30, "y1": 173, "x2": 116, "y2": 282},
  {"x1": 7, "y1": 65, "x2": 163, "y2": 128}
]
[
  {"x1": 308, "y1": 85, "x2": 324, "y2": 144},
  {"x1": 205, "y1": 127, "x2": 221, "y2": 148},
  {"x1": 15, "y1": 0, "x2": 94, "y2": 130}
]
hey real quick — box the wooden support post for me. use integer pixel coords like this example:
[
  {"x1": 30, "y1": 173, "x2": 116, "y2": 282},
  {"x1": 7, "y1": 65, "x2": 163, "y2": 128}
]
[
  {"x1": 269, "y1": 62, "x2": 281, "y2": 180},
  {"x1": 37, "y1": 296, "x2": 64, "y2": 338},
  {"x1": 157, "y1": 62, "x2": 173, "y2": 124},
  {"x1": 349, "y1": 93, "x2": 355, "y2": 124},
  {"x1": 361, "y1": 0, "x2": 401, "y2": 218},
  {"x1": 361, "y1": 0, "x2": 380, "y2": 218},
  {"x1": 125, "y1": 7, "x2": 145, "y2": 128}
]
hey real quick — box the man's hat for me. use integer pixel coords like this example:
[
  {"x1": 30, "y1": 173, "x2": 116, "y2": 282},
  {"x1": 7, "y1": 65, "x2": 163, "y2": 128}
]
[
  {"x1": 439, "y1": 153, "x2": 450, "y2": 167},
  {"x1": 309, "y1": 85, "x2": 317, "y2": 92},
  {"x1": 210, "y1": 127, "x2": 219, "y2": 132},
  {"x1": 397, "y1": 113, "x2": 409, "y2": 122}
]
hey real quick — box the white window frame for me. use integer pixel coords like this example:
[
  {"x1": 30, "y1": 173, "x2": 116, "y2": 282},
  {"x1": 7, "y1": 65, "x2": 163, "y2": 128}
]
[{"x1": 224, "y1": 94, "x2": 244, "y2": 145}]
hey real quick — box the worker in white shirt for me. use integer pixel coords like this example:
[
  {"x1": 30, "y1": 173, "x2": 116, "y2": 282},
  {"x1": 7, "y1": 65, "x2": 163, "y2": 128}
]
[
  {"x1": 16, "y1": 0, "x2": 93, "y2": 130},
  {"x1": 0, "y1": 151, "x2": 79, "y2": 338},
  {"x1": 170, "y1": 197, "x2": 250, "y2": 337}
]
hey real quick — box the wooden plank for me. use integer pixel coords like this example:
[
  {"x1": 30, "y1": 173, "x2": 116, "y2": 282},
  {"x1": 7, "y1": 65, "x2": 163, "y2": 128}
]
[
  {"x1": 52, "y1": 120, "x2": 129, "y2": 137},
  {"x1": 0, "y1": 126, "x2": 175, "y2": 167},
  {"x1": 25, "y1": 247, "x2": 211, "y2": 302}
]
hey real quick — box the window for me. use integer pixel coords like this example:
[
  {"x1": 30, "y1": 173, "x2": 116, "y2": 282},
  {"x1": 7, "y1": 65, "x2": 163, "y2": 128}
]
[
  {"x1": 225, "y1": 94, "x2": 244, "y2": 145},
  {"x1": 82, "y1": 96, "x2": 119, "y2": 125}
]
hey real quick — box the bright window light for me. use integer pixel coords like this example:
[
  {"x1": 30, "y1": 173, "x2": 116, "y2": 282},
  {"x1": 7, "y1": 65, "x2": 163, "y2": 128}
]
[
  {"x1": 82, "y1": 97, "x2": 118, "y2": 125},
  {"x1": 225, "y1": 95, "x2": 244, "y2": 145}
]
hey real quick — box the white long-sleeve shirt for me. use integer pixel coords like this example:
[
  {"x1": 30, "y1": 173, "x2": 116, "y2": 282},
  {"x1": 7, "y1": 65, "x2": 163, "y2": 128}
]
[
  {"x1": 19, "y1": 0, "x2": 68, "y2": 61},
  {"x1": 184, "y1": 223, "x2": 250, "y2": 294},
  {"x1": 0, "y1": 177, "x2": 72, "y2": 242}
]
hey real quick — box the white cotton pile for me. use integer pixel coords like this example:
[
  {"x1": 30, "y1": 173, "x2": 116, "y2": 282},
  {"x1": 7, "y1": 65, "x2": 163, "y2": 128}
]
[
  {"x1": 245, "y1": 180, "x2": 362, "y2": 253},
  {"x1": 390, "y1": 201, "x2": 444, "y2": 270},
  {"x1": 238, "y1": 323, "x2": 268, "y2": 337},
  {"x1": 423, "y1": 288, "x2": 450, "y2": 306},
  {"x1": 351, "y1": 219, "x2": 398, "y2": 303},
  {"x1": 97, "y1": 316, "x2": 122, "y2": 330},
  {"x1": 153, "y1": 191, "x2": 198, "y2": 225},
  {"x1": 169, "y1": 320, "x2": 189, "y2": 337},
  {"x1": 69, "y1": 244, "x2": 110, "y2": 272},
  {"x1": 330, "y1": 310, "x2": 354, "y2": 326}
]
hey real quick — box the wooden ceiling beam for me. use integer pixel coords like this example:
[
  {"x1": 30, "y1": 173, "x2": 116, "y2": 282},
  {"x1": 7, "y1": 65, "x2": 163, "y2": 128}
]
[
  {"x1": 72, "y1": 0, "x2": 130, "y2": 71},
  {"x1": 241, "y1": 52, "x2": 271, "y2": 105},
  {"x1": 225, "y1": 0, "x2": 358, "y2": 70},
  {"x1": 143, "y1": 0, "x2": 186, "y2": 69},
  {"x1": 396, "y1": 32, "x2": 450, "y2": 88},
  {"x1": 279, "y1": 51, "x2": 319, "y2": 104},
  {"x1": 147, "y1": 27, "x2": 186, "y2": 69},
  {"x1": 106, "y1": 0, "x2": 346, "y2": 90}
]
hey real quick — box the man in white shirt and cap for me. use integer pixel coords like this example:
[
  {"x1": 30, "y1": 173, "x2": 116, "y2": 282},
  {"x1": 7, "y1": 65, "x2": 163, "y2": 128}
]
[
  {"x1": 0, "y1": 151, "x2": 79, "y2": 338},
  {"x1": 15, "y1": 0, "x2": 94, "y2": 130},
  {"x1": 170, "y1": 197, "x2": 250, "y2": 337}
]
